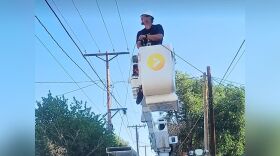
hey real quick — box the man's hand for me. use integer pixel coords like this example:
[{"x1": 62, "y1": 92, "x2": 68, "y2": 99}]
[
  {"x1": 138, "y1": 35, "x2": 146, "y2": 41},
  {"x1": 137, "y1": 41, "x2": 142, "y2": 49}
]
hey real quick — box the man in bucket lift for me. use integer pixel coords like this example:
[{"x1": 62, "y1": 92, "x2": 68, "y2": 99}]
[
  {"x1": 136, "y1": 12, "x2": 164, "y2": 48},
  {"x1": 134, "y1": 12, "x2": 165, "y2": 104}
]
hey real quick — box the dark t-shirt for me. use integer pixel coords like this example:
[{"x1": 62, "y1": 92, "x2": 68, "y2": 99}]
[{"x1": 136, "y1": 24, "x2": 164, "y2": 46}]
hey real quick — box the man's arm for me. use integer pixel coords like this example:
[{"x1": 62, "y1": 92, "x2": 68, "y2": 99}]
[
  {"x1": 136, "y1": 31, "x2": 142, "y2": 49},
  {"x1": 147, "y1": 24, "x2": 164, "y2": 41},
  {"x1": 146, "y1": 34, "x2": 163, "y2": 41}
]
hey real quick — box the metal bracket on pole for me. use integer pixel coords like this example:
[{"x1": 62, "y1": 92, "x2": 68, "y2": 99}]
[
  {"x1": 110, "y1": 108, "x2": 127, "y2": 118},
  {"x1": 99, "y1": 108, "x2": 127, "y2": 121}
]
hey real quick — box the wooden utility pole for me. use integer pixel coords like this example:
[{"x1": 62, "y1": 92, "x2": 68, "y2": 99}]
[
  {"x1": 207, "y1": 66, "x2": 216, "y2": 156},
  {"x1": 84, "y1": 51, "x2": 129, "y2": 131},
  {"x1": 128, "y1": 124, "x2": 146, "y2": 156},
  {"x1": 203, "y1": 72, "x2": 210, "y2": 154},
  {"x1": 140, "y1": 145, "x2": 150, "y2": 156}
]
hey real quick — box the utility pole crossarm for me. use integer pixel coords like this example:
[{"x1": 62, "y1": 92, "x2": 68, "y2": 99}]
[
  {"x1": 110, "y1": 108, "x2": 127, "y2": 111},
  {"x1": 83, "y1": 52, "x2": 129, "y2": 57},
  {"x1": 84, "y1": 51, "x2": 129, "y2": 131},
  {"x1": 127, "y1": 124, "x2": 146, "y2": 129}
]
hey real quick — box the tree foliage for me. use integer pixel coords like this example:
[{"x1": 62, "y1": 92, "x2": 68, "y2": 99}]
[
  {"x1": 35, "y1": 92, "x2": 126, "y2": 156},
  {"x1": 174, "y1": 72, "x2": 245, "y2": 156}
]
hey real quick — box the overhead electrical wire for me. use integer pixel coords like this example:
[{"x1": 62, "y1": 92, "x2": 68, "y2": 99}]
[
  {"x1": 50, "y1": 0, "x2": 87, "y2": 51},
  {"x1": 57, "y1": 84, "x2": 95, "y2": 96},
  {"x1": 161, "y1": 44, "x2": 245, "y2": 88},
  {"x1": 35, "y1": 80, "x2": 124, "y2": 85},
  {"x1": 35, "y1": 15, "x2": 105, "y2": 92},
  {"x1": 224, "y1": 49, "x2": 246, "y2": 81},
  {"x1": 118, "y1": 113, "x2": 124, "y2": 137},
  {"x1": 114, "y1": 0, "x2": 129, "y2": 51},
  {"x1": 110, "y1": 0, "x2": 134, "y2": 109},
  {"x1": 35, "y1": 35, "x2": 102, "y2": 112},
  {"x1": 117, "y1": 113, "x2": 137, "y2": 149},
  {"x1": 71, "y1": 0, "x2": 101, "y2": 52},
  {"x1": 110, "y1": 81, "x2": 123, "y2": 108},
  {"x1": 94, "y1": 0, "x2": 129, "y2": 108},
  {"x1": 36, "y1": 81, "x2": 93, "y2": 84},
  {"x1": 161, "y1": 45, "x2": 204, "y2": 74},
  {"x1": 38, "y1": 4, "x2": 128, "y2": 147},
  {"x1": 218, "y1": 39, "x2": 245, "y2": 85},
  {"x1": 43, "y1": 0, "x2": 106, "y2": 88},
  {"x1": 112, "y1": 65, "x2": 138, "y2": 145},
  {"x1": 41, "y1": 1, "x2": 225, "y2": 151},
  {"x1": 43, "y1": 0, "x2": 125, "y2": 109},
  {"x1": 92, "y1": 0, "x2": 132, "y2": 109},
  {"x1": 124, "y1": 114, "x2": 138, "y2": 148},
  {"x1": 95, "y1": 0, "x2": 115, "y2": 51},
  {"x1": 176, "y1": 113, "x2": 203, "y2": 154},
  {"x1": 51, "y1": 0, "x2": 99, "y2": 75},
  {"x1": 212, "y1": 77, "x2": 245, "y2": 86}
]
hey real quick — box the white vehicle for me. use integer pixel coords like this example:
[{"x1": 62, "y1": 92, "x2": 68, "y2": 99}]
[
  {"x1": 106, "y1": 147, "x2": 137, "y2": 156},
  {"x1": 188, "y1": 149, "x2": 208, "y2": 156}
]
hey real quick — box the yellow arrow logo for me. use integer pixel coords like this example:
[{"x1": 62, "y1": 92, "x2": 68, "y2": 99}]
[{"x1": 147, "y1": 53, "x2": 165, "y2": 71}]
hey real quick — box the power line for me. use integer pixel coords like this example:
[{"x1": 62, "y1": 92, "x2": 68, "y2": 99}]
[
  {"x1": 161, "y1": 45, "x2": 204, "y2": 74},
  {"x1": 212, "y1": 77, "x2": 245, "y2": 86},
  {"x1": 124, "y1": 114, "x2": 137, "y2": 148},
  {"x1": 36, "y1": 81, "x2": 95, "y2": 84},
  {"x1": 111, "y1": 92, "x2": 125, "y2": 108},
  {"x1": 95, "y1": 0, "x2": 115, "y2": 51},
  {"x1": 52, "y1": 0, "x2": 100, "y2": 75},
  {"x1": 218, "y1": 40, "x2": 245, "y2": 85},
  {"x1": 118, "y1": 113, "x2": 124, "y2": 137},
  {"x1": 35, "y1": 35, "x2": 101, "y2": 112},
  {"x1": 174, "y1": 77, "x2": 206, "y2": 154},
  {"x1": 50, "y1": 0, "x2": 86, "y2": 51},
  {"x1": 57, "y1": 84, "x2": 95, "y2": 96},
  {"x1": 114, "y1": 0, "x2": 129, "y2": 51},
  {"x1": 124, "y1": 44, "x2": 139, "y2": 114},
  {"x1": 71, "y1": 0, "x2": 100, "y2": 52},
  {"x1": 35, "y1": 80, "x2": 117, "y2": 84},
  {"x1": 72, "y1": 0, "x2": 131, "y2": 111},
  {"x1": 41, "y1": 1, "x2": 135, "y2": 142},
  {"x1": 45, "y1": 1, "x2": 127, "y2": 111},
  {"x1": 114, "y1": 59, "x2": 126, "y2": 94},
  {"x1": 36, "y1": 13, "x2": 123, "y2": 109},
  {"x1": 115, "y1": 112, "x2": 137, "y2": 148},
  {"x1": 110, "y1": 81, "x2": 123, "y2": 108},
  {"x1": 35, "y1": 15, "x2": 105, "y2": 91},
  {"x1": 43, "y1": 0, "x2": 129, "y2": 110},
  {"x1": 108, "y1": 57, "x2": 128, "y2": 108},
  {"x1": 176, "y1": 114, "x2": 203, "y2": 154},
  {"x1": 224, "y1": 49, "x2": 246, "y2": 81},
  {"x1": 42, "y1": 0, "x2": 107, "y2": 89}
]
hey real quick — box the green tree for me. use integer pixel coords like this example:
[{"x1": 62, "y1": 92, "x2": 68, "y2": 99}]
[
  {"x1": 174, "y1": 72, "x2": 204, "y2": 153},
  {"x1": 173, "y1": 72, "x2": 245, "y2": 156},
  {"x1": 214, "y1": 84, "x2": 245, "y2": 156},
  {"x1": 35, "y1": 92, "x2": 125, "y2": 156}
]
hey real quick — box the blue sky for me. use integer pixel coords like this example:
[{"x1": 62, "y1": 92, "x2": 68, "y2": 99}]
[{"x1": 35, "y1": 0, "x2": 244, "y2": 155}]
